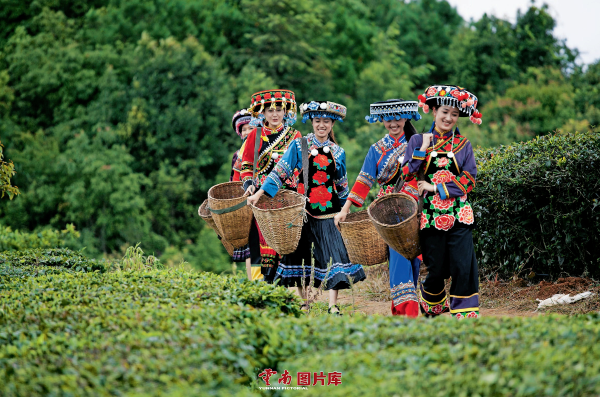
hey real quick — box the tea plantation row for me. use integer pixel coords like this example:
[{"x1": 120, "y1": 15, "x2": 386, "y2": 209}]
[{"x1": 1, "y1": 249, "x2": 600, "y2": 396}]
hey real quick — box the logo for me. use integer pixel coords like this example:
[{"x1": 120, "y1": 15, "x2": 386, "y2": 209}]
[{"x1": 258, "y1": 369, "x2": 342, "y2": 390}]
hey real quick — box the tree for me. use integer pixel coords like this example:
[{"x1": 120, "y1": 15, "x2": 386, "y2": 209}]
[{"x1": 0, "y1": 140, "x2": 19, "y2": 200}]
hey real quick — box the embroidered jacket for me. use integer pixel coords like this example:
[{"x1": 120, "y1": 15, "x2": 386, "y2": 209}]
[
  {"x1": 237, "y1": 123, "x2": 301, "y2": 190},
  {"x1": 348, "y1": 133, "x2": 419, "y2": 207},
  {"x1": 402, "y1": 123, "x2": 477, "y2": 231},
  {"x1": 261, "y1": 133, "x2": 349, "y2": 218}
]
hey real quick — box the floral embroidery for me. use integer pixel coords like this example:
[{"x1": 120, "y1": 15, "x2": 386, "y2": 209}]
[
  {"x1": 459, "y1": 194, "x2": 468, "y2": 203},
  {"x1": 418, "y1": 291, "x2": 449, "y2": 317},
  {"x1": 430, "y1": 194, "x2": 455, "y2": 211},
  {"x1": 313, "y1": 154, "x2": 331, "y2": 170},
  {"x1": 312, "y1": 170, "x2": 329, "y2": 185},
  {"x1": 434, "y1": 214, "x2": 455, "y2": 231},
  {"x1": 308, "y1": 185, "x2": 333, "y2": 211},
  {"x1": 377, "y1": 185, "x2": 395, "y2": 198},
  {"x1": 458, "y1": 204, "x2": 474, "y2": 225},
  {"x1": 434, "y1": 157, "x2": 451, "y2": 169},
  {"x1": 427, "y1": 87, "x2": 437, "y2": 97},
  {"x1": 453, "y1": 311, "x2": 479, "y2": 319},
  {"x1": 430, "y1": 170, "x2": 454, "y2": 184},
  {"x1": 297, "y1": 183, "x2": 305, "y2": 195},
  {"x1": 420, "y1": 212, "x2": 430, "y2": 229}
]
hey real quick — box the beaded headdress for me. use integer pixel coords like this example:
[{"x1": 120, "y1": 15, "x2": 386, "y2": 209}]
[
  {"x1": 418, "y1": 85, "x2": 483, "y2": 125},
  {"x1": 365, "y1": 99, "x2": 421, "y2": 124},
  {"x1": 231, "y1": 108, "x2": 252, "y2": 139},
  {"x1": 249, "y1": 89, "x2": 297, "y2": 126},
  {"x1": 299, "y1": 101, "x2": 347, "y2": 123}
]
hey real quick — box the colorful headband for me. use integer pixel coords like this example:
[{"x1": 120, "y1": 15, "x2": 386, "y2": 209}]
[
  {"x1": 365, "y1": 99, "x2": 421, "y2": 123},
  {"x1": 299, "y1": 101, "x2": 346, "y2": 123},
  {"x1": 418, "y1": 85, "x2": 483, "y2": 125},
  {"x1": 249, "y1": 89, "x2": 296, "y2": 114},
  {"x1": 231, "y1": 108, "x2": 252, "y2": 138}
]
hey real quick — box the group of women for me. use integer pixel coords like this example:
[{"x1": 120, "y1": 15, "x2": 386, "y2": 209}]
[{"x1": 226, "y1": 85, "x2": 482, "y2": 319}]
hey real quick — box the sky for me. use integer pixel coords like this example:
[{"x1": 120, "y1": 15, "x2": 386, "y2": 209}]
[{"x1": 445, "y1": 0, "x2": 600, "y2": 65}]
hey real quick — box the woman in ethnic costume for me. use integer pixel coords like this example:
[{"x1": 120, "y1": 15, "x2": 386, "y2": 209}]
[
  {"x1": 237, "y1": 90, "x2": 302, "y2": 283},
  {"x1": 334, "y1": 99, "x2": 423, "y2": 317},
  {"x1": 230, "y1": 109, "x2": 263, "y2": 281},
  {"x1": 247, "y1": 101, "x2": 366, "y2": 315},
  {"x1": 402, "y1": 85, "x2": 482, "y2": 319}
]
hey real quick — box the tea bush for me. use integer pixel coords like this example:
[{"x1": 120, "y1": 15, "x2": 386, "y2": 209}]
[
  {"x1": 1, "y1": 257, "x2": 600, "y2": 396},
  {"x1": 0, "y1": 224, "x2": 80, "y2": 251},
  {"x1": 472, "y1": 130, "x2": 600, "y2": 279},
  {"x1": 0, "y1": 248, "x2": 107, "y2": 277}
]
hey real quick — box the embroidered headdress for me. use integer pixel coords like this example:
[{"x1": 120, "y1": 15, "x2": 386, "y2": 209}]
[
  {"x1": 365, "y1": 99, "x2": 421, "y2": 124},
  {"x1": 231, "y1": 108, "x2": 252, "y2": 139},
  {"x1": 249, "y1": 89, "x2": 297, "y2": 126},
  {"x1": 417, "y1": 85, "x2": 483, "y2": 124},
  {"x1": 299, "y1": 101, "x2": 347, "y2": 123}
]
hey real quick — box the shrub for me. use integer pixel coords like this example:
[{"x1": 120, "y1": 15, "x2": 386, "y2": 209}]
[
  {"x1": 0, "y1": 247, "x2": 107, "y2": 276},
  {"x1": 472, "y1": 130, "x2": 600, "y2": 279},
  {"x1": 0, "y1": 224, "x2": 80, "y2": 251},
  {"x1": 1, "y1": 265, "x2": 600, "y2": 396}
]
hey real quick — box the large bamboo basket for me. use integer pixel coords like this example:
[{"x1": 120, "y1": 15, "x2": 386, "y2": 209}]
[
  {"x1": 207, "y1": 181, "x2": 253, "y2": 248},
  {"x1": 198, "y1": 199, "x2": 234, "y2": 256},
  {"x1": 250, "y1": 190, "x2": 306, "y2": 255},
  {"x1": 367, "y1": 193, "x2": 421, "y2": 260},
  {"x1": 339, "y1": 210, "x2": 388, "y2": 266}
]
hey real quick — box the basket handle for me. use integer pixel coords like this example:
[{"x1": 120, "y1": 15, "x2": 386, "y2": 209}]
[
  {"x1": 252, "y1": 127, "x2": 262, "y2": 188},
  {"x1": 207, "y1": 199, "x2": 248, "y2": 215},
  {"x1": 394, "y1": 163, "x2": 426, "y2": 218},
  {"x1": 301, "y1": 137, "x2": 309, "y2": 198}
]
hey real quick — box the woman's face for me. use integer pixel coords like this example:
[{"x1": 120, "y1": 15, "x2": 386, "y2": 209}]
[
  {"x1": 312, "y1": 117, "x2": 333, "y2": 140},
  {"x1": 263, "y1": 106, "x2": 285, "y2": 127},
  {"x1": 433, "y1": 106, "x2": 460, "y2": 131},
  {"x1": 383, "y1": 118, "x2": 407, "y2": 137},
  {"x1": 240, "y1": 124, "x2": 253, "y2": 140}
]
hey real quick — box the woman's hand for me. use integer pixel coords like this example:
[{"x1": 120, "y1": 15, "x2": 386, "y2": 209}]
[
  {"x1": 334, "y1": 211, "x2": 348, "y2": 231},
  {"x1": 417, "y1": 181, "x2": 435, "y2": 196},
  {"x1": 334, "y1": 201, "x2": 353, "y2": 230},
  {"x1": 246, "y1": 189, "x2": 264, "y2": 206},
  {"x1": 420, "y1": 133, "x2": 433, "y2": 151},
  {"x1": 243, "y1": 185, "x2": 256, "y2": 196}
]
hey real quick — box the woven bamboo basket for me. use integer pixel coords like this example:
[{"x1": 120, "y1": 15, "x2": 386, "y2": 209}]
[
  {"x1": 250, "y1": 190, "x2": 306, "y2": 255},
  {"x1": 367, "y1": 193, "x2": 421, "y2": 260},
  {"x1": 207, "y1": 181, "x2": 253, "y2": 249},
  {"x1": 339, "y1": 210, "x2": 388, "y2": 266},
  {"x1": 197, "y1": 199, "x2": 234, "y2": 256}
]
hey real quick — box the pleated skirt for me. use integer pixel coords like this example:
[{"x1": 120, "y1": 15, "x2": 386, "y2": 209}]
[{"x1": 273, "y1": 216, "x2": 366, "y2": 290}]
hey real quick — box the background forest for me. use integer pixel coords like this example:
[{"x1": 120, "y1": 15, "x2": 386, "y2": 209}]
[{"x1": 1, "y1": 0, "x2": 599, "y2": 272}]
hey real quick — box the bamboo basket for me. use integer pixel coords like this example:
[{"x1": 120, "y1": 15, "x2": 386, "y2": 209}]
[
  {"x1": 367, "y1": 193, "x2": 421, "y2": 260},
  {"x1": 250, "y1": 190, "x2": 306, "y2": 255},
  {"x1": 207, "y1": 181, "x2": 253, "y2": 248},
  {"x1": 339, "y1": 210, "x2": 388, "y2": 266},
  {"x1": 198, "y1": 199, "x2": 234, "y2": 256}
]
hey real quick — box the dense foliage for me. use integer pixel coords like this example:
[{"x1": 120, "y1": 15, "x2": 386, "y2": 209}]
[
  {"x1": 472, "y1": 131, "x2": 600, "y2": 279},
  {"x1": 0, "y1": 140, "x2": 19, "y2": 199},
  {"x1": 0, "y1": 223, "x2": 79, "y2": 251},
  {"x1": 0, "y1": 0, "x2": 598, "y2": 270},
  {"x1": 0, "y1": 253, "x2": 599, "y2": 396}
]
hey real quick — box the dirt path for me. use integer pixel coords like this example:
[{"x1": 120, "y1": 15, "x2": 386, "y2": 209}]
[{"x1": 310, "y1": 269, "x2": 599, "y2": 317}]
